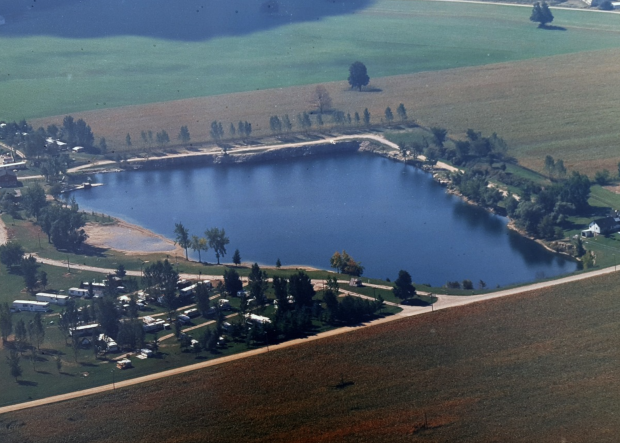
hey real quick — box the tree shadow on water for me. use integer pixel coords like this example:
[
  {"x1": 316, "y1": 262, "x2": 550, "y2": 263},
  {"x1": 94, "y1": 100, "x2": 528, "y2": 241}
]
[
  {"x1": 0, "y1": 0, "x2": 374, "y2": 41},
  {"x1": 538, "y1": 24, "x2": 567, "y2": 31}
]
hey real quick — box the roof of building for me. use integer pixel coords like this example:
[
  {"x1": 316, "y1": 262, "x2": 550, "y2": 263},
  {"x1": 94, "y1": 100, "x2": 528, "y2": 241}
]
[{"x1": 591, "y1": 216, "x2": 620, "y2": 231}]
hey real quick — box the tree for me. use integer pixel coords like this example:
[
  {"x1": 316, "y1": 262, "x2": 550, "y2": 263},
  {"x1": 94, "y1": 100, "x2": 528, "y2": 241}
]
[
  {"x1": 430, "y1": 127, "x2": 447, "y2": 147},
  {"x1": 178, "y1": 125, "x2": 191, "y2": 143},
  {"x1": 28, "y1": 313, "x2": 45, "y2": 351},
  {"x1": 22, "y1": 255, "x2": 39, "y2": 294},
  {"x1": 398, "y1": 142, "x2": 408, "y2": 163},
  {"x1": 393, "y1": 270, "x2": 416, "y2": 301},
  {"x1": 0, "y1": 303, "x2": 12, "y2": 344},
  {"x1": 396, "y1": 103, "x2": 408, "y2": 121},
  {"x1": 115, "y1": 263, "x2": 126, "y2": 279},
  {"x1": 348, "y1": 61, "x2": 370, "y2": 91},
  {"x1": 229, "y1": 122, "x2": 236, "y2": 138},
  {"x1": 311, "y1": 85, "x2": 332, "y2": 114},
  {"x1": 330, "y1": 250, "x2": 364, "y2": 276},
  {"x1": 156, "y1": 130, "x2": 170, "y2": 146},
  {"x1": 15, "y1": 319, "x2": 28, "y2": 352},
  {"x1": 99, "y1": 137, "x2": 107, "y2": 153},
  {"x1": 595, "y1": 170, "x2": 611, "y2": 186},
  {"x1": 282, "y1": 115, "x2": 293, "y2": 132},
  {"x1": 354, "y1": 112, "x2": 361, "y2": 126},
  {"x1": 174, "y1": 222, "x2": 191, "y2": 260},
  {"x1": 39, "y1": 200, "x2": 87, "y2": 250},
  {"x1": 0, "y1": 241, "x2": 24, "y2": 270},
  {"x1": 205, "y1": 227, "x2": 230, "y2": 264},
  {"x1": 195, "y1": 282, "x2": 211, "y2": 316},
  {"x1": 530, "y1": 1, "x2": 554, "y2": 27},
  {"x1": 190, "y1": 235, "x2": 208, "y2": 263},
  {"x1": 210, "y1": 121, "x2": 224, "y2": 141},
  {"x1": 272, "y1": 276, "x2": 289, "y2": 312},
  {"x1": 248, "y1": 263, "x2": 269, "y2": 308},
  {"x1": 384, "y1": 107, "x2": 394, "y2": 123},
  {"x1": 6, "y1": 350, "x2": 22, "y2": 382},
  {"x1": 276, "y1": 258, "x2": 282, "y2": 269},
  {"x1": 223, "y1": 268, "x2": 243, "y2": 297},
  {"x1": 269, "y1": 116, "x2": 282, "y2": 134},
  {"x1": 288, "y1": 271, "x2": 316, "y2": 308},
  {"x1": 22, "y1": 183, "x2": 46, "y2": 220},
  {"x1": 233, "y1": 249, "x2": 241, "y2": 267},
  {"x1": 38, "y1": 270, "x2": 48, "y2": 290},
  {"x1": 363, "y1": 108, "x2": 371, "y2": 127},
  {"x1": 125, "y1": 133, "x2": 132, "y2": 146}
]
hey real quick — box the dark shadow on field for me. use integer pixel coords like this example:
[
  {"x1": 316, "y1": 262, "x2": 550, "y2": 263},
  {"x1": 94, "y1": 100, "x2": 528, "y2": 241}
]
[
  {"x1": 17, "y1": 380, "x2": 38, "y2": 386},
  {"x1": 538, "y1": 24, "x2": 567, "y2": 31},
  {"x1": 76, "y1": 243, "x2": 108, "y2": 258},
  {"x1": 0, "y1": 0, "x2": 374, "y2": 41}
]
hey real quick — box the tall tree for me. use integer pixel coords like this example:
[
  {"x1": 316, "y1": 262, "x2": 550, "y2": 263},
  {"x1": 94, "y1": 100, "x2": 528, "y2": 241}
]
[
  {"x1": 6, "y1": 350, "x2": 22, "y2": 382},
  {"x1": 288, "y1": 271, "x2": 315, "y2": 308},
  {"x1": 330, "y1": 250, "x2": 364, "y2": 276},
  {"x1": 22, "y1": 183, "x2": 47, "y2": 220},
  {"x1": 272, "y1": 276, "x2": 289, "y2": 312},
  {"x1": 0, "y1": 303, "x2": 12, "y2": 344},
  {"x1": 385, "y1": 107, "x2": 394, "y2": 123},
  {"x1": 174, "y1": 222, "x2": 191, "y2": 260},
  {"x1": 14, "y1": 319, "x2": 28, "y2": 352},
  {"x1": 363, "y1": 108, "x2": 371, "y2": 127},
  {"x1": 248, "y1": 263, "x2": 268, "y2": 307},
  {"x1": 431, "y1": 127, "x2": 447, "y2": 147},
  {"x1": 393, "y1": 270, "x2": 416, "y2": 301},
  {"x1": 233, "y1": 249, "x2": 241, "y2": 267},
  {"x1": 205, "y1": 228, "x2": 230, "y2": 264},
  {"x1": 195, "y1": 282, "x2": 211, "y2": 316},
  {"x1": 21, "y1": 255, "x2": 39, "y2": 294},
  {"x1": 530, "y1": 1, "x2": 554, "y2": 27},
  {"x1": 223, "y1": 268, "x2": 243, "y2": 297},
  {"x1": 178, "y1": 125, "x2": 191, "y2": 143},
  {"x1": 28, "y1": 313, "x2": 45, "y2": 351},
  {"x1": 190, "y1": 235, "x2": 208, "y2": 263},
  {"x1": 0, "y1": 241, "x2": 24, "y2": 270},
  {"x1": 348, "y1": 61, "x2": 370, "y2": 91},
  {"x1": 125, "y1": 133, "x2": 132, "y2": 146},
  {"x1": 311, "y1": 85, "x2": 332, "y2": 114},
  {"x1": 396, "y1": 103, "x2": 408, "y2": 121}
]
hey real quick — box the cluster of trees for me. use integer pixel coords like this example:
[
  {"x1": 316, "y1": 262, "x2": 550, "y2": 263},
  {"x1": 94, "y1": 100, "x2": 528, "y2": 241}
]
[
  {"x1": 451, "y1": 170, "x2": 504, "y2": 209},
  {"x1": 322, "y1": 277, "x2": 384, "y2": 325},
  {"x1": 433, "y1": 129, "x2": 508, "y2": 167},
  {"x1": 174, "y1": 223, "x2": 230, "y2": 264},
  {"x1": 2, "y1": 308, "x2": 46, "y2": 381},
  {"x1": 544, "y1": 155, "x2": 567, "y2": 179},
  {"x1": 530, "y1": 2, "x2": 554, "y2": 27},
  {"x1": 38, "y1": 198, "x2": 88, "y2": 251},
  {"x1": 506, "y1": 171, "x2": 591, "y2": 240},
  {"x1": 0, "y1": 241, "x2": 47, "y2": 293},
  {"x1": 330, "y1": 250, "x2": 364, "y2": 276},
  {"x1": 445, "y1": 279, "x2": 484, "y2": 290},
  {"x1": 209, "y1": 120, "x2": 252, "y2": 142},
  {"x1": 59, "y1": 116, "x2": 95, "y2": 150}
]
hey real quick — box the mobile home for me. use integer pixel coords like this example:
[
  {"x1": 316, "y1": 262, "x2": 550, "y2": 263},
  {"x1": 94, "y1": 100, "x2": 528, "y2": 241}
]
[
  {"x1": 12, "y1": 300, "x2": 50, "y2": 313},
  {"x1": 68, "y1": 287, "x2": 89, "y2": 298},
  {"x1": 69, "y1": 323, "x2": 100, "y2": 337},
  {"x1": 36, "y1": 292, "x2": 69, "y2": 306}
]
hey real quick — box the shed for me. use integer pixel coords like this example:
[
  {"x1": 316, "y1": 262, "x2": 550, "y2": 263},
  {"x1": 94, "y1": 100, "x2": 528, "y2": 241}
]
[{"x1": 349, "y1": 278, "x2": 362, "y2": 287}]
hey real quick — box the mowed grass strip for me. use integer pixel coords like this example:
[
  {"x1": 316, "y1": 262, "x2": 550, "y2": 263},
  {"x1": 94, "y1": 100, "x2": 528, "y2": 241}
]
[
  {"x1": 5, "y1": 0, "x2": 620, "y2": 121},
  {"x1": 4, "y1": 271, "x2": 620, "y2": 442}
]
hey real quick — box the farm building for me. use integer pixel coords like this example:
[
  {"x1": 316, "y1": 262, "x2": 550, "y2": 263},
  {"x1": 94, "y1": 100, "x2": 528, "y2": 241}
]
[
  {"x1": 582, "y1": 216, "x2": 620, "y2": 237},
  {"x1": 0, "y1": 164, "x2": 18, "y2": 187}
]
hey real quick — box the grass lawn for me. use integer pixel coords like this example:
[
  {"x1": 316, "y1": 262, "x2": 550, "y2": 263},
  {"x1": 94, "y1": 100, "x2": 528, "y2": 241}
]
[
  {"x1": 4, "y1": 0, "x2": 620, "y2": 123},
  {"x1": 5, "y1": 268, "x2": 620, "y2": 442}
]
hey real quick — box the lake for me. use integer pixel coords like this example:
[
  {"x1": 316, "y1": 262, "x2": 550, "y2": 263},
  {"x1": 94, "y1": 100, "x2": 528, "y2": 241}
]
[{"x1": 71, "y1": 153, "x2": 577, "y2": 287}]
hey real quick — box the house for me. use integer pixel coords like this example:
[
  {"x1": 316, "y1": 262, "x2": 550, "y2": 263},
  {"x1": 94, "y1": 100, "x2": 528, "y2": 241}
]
[
  {"x1": 585, "y1": 216, "x2": 620, "y2": 236},
  {"x1": 0, "y1": 164, "x2": 18, "y2": 187},
  {"x1": 72, "y1": 146, "x2": 84, "y2": 153},
  {"x1": 349, "y1": 278, "x2": 362, "y2": 287}
]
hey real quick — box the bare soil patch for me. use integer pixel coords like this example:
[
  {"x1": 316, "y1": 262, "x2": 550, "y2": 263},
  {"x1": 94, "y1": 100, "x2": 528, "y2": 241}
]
[
  {"x1": 31, "y1": 48, "x2": 620, "y2": 176},
  {"x1": 83, "y1": 220, "x2": 183, "y2": 255}
]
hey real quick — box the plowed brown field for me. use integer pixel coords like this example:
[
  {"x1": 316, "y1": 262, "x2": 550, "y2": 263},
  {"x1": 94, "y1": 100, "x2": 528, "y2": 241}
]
[
  {"x1": 32, "y1": 48, "x2": 620, "y2": 175},
  {"x1": 3, "y1": 271, "x2": 620, "y2": 442}
]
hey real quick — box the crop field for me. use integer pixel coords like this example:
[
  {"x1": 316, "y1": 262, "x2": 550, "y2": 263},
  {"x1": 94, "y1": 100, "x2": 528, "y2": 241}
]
[
  {"x1": 2, "y1": 0, "x2": 619, "y2": 121},
  {"x1": 3, "y1": 270, "x2": 620, "y2": 442}
]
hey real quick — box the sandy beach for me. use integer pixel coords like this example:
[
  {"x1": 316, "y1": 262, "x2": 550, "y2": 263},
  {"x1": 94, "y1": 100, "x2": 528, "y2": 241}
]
[{"x1": 83, "y1": 219, "x2": 184, "y2": 256}]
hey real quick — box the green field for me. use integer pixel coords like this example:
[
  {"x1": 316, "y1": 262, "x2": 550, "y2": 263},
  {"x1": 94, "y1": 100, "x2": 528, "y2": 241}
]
[{"x1": 3, "y1": 1, "x2": 620, "y2": 121}]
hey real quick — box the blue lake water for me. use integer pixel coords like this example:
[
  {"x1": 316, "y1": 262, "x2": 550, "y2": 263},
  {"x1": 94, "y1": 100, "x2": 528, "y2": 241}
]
[{"x1": 71, "y1": 153, "x2": 577, "y2": 287}]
